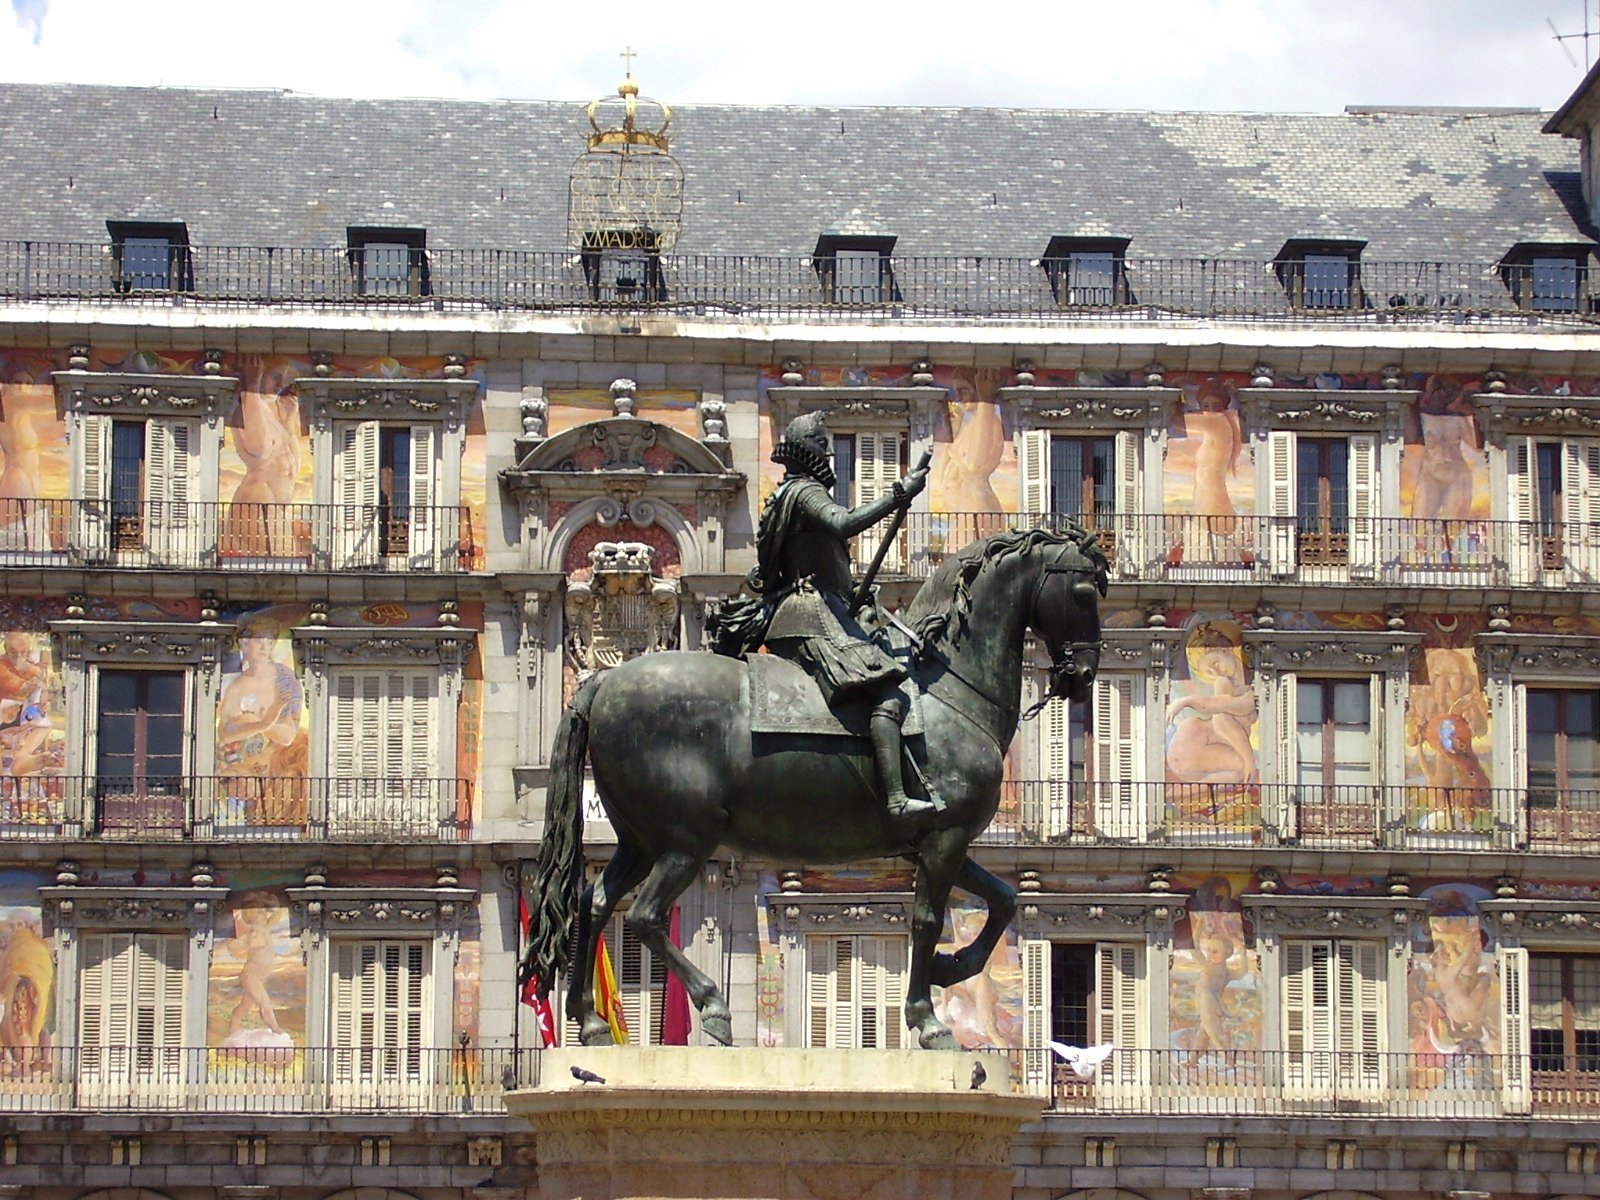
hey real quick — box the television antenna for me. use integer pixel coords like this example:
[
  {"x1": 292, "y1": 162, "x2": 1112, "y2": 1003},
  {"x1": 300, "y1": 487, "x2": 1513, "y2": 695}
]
[{"x1": 1549, "y1": 4, "x2": 1596, "y2": 70}]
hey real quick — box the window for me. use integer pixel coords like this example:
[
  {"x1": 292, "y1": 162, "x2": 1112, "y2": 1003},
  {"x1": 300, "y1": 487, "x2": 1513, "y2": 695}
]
[
  {"x1": 1040, "y1": 673, "x2": 1141, "y2": 839},
  {"x1": 1282, "y1": 939, "x2": 1384, "y2": 1095},
  {"x1": 332, "y1": 422, "x2": 438, "y2": 569},
  {"x1": 1501, "y1": 244, "x2": 1590, "y2": 313},
  {"x1": 77, "y1": 931, "x2": 186, "y2": 1104},
  {"x1": 805, "y1": 933, "x2": 907, "y2": 1048},
  {"x1": 330, "y1": 939, "x2": 431, "y2": 1102},
  {"x1": 829, "y1": 429, "x2": 906, "y2": 571},
  {"x1": 107, "y1": 221, "x2": 191, "y2": 293},
  {"x1": 1276, "y1": 673, "x2": 1377, "y2": 844},
  {"x1": 1264, "y1": 430, "x2": 1376, "y2": 575},
  {"x1": 1275, "y1": 239, "x2": 1365, "y2": 310},
  {"x1": 1509, "y1": 438, "x2": 1600, "y2": 579},
  {"x1": 582, "y1": 231, "x2": 665, "y2": 302},
  {"x1": 328, "y1": 669, "x2": 437, "y2": 836},
  {"x1": 814, "y1": 234, "x2": 897, "y2": 304},
  {"x1": 1530, "y1": 952, "x2": 1600, "y2": 1089},
  {"x1": 348, "y1": 227, "x2": 428, "y2": 297},
  {"x1": 1526, "y1": 688, "x2": 1600, "y2": 841},
  {"x1": 77, "y1": 414, "x2": 201, "y2": 564},
  {"x1": 1295, "y1": 438, "x2": 1349, "y2": 558},
  {"x1": 94, "y1": 669, "x2": 186, "y2": 836},
  {"x1": 1037, "y1": 692, "x2": 1090, "y2": 838},
  {"x1": 1021, "y1": 939, "x2": 1143, "y2": 1096},
  {"x1": 1042, "y1": 236, "x2": 1131, "y2": 307}
]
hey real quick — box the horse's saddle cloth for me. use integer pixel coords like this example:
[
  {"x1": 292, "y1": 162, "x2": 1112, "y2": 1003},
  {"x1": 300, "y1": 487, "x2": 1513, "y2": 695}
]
[{"x1": 746, "y1": 652, "x2": 924, "y2": 738}]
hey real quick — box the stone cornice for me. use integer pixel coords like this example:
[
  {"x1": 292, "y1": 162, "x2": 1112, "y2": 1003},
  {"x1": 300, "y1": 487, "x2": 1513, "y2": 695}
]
[
  {"x1": 1243, "y1": 627, "x2": 1423, "y2": 671},
  {"x1": 999, "y1": 385, "x2": 1180, "y2": 430},
  {"x1": 1473, "y1": 631, "x2": 1600, "y2": 678},
  {"x1": 53, "y1": 368, "x2": 238, "y2": 418},
  {"x1": 1480, "y1": 898, "x2": 1600, "y2": 940},
  {"x1": 294, "y1": 374, "x2": 479, "y2": 427},
  {"x1": 41, "y1": 885, "x2": 230, "y2": 928},
  {"x1": 50, "y1": 619, "x2": 236, "y2": 668},
  {"x1": 1469, "y1": 390, "x2": 1600, "y2": 438},
  {"x1": 1238, "y1": 387, "x2": 1412, "y2": 433},
  {"x1": 765, "y1": 385, "x2": 948, "y2": 430},
  {"x1": 1016, "y1": 891, "x2": 1185, "y2": 944},
  {"x1": 1244, "y1": 893, "x2": 1424, "y2": 937},
  {"x1": 290, "y1": 624, "x2": 476, "y2": 669}
]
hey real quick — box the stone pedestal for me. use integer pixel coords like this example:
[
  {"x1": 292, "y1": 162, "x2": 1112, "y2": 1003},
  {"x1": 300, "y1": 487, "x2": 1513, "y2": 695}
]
[{"x1": 507, "y1": 1047, "x2": 1042, "y2": 1200}]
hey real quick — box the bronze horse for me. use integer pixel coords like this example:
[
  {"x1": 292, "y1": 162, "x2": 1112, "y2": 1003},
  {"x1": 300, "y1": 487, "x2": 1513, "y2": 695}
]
[{"x1": 524, "y1": 525, "x2": 1108, "y2": 1049}]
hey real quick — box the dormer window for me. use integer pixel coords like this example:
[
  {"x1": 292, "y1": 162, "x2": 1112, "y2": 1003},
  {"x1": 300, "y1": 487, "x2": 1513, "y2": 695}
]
[
  {"x1": 347, "y1": 227, "x2": 428, "y2": 297},
  {"x1": 814, "y1": 234, "x2": 897, "y2": 305},
  {"x1": 1041, "y1": 236, "x2": 1131, "y2": 307},
  {"x1": 1501, "y1": 243, "x2": 1592, "y2": 313},
  {"x1": 107, "y1": 221, "x2": 191, "y2": 293},
  {"x1": 581, "y1": 229, "x2": 666, "y2": 302},
  {"x1": 1275, "y1": 239, "x2": 1364, "y2": 310}
]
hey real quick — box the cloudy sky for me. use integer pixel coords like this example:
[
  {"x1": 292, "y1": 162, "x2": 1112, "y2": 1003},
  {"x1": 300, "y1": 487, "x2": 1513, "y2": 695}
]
[{"x1": 1, "y1": 0, "x2": 1595, "y2": 113}]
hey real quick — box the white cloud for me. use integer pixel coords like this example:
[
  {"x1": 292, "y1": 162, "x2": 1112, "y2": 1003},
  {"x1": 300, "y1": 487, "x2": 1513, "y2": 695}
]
[{"x1": 0, "y1": 0, "x2": 1584, "y2": 112}]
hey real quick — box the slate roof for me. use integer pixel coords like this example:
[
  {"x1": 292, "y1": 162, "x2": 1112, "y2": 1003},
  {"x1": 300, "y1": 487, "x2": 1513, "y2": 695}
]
[{"x1": 0, "y1": 82, "x2": 1590, "y2": 262}]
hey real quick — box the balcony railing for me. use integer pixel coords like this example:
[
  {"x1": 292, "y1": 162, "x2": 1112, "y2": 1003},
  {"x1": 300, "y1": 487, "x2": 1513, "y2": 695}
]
[
  {"x1": 0, "y1": 1044, "x2": 527, "y2": 1113},
  {"x1": 0, "y1": 499, "x2": 476, "y2": 572},
  {"x1": 882, "y1": 512, "x2": 1600, "y2": 590},
  {"x1": 977, "y1": 780, "x2": 1600, "y2": 853},
  {"x1": 0, "y1": 776, "x2": 472, "y2": 841},
  {"x1": 1, "y1": 243, "x2": 1596, "y2": 327},
  {"x1": 1014, "y1": 1048, "x2": 1595, "y2": 1118}
]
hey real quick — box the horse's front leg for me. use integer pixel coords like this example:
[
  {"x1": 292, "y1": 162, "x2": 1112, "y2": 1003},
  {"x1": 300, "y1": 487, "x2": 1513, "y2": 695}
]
[
  {"x1": 567, "y1": 840, "x2": 647, "y2": 1046},
  {"x1": 905, "y1": 827, "x2": 969, "y2": 1050},
  {"x1": 929, "y1": 856, "x2": 1017, "y2": 988},
  {"x1": 625, "y1": 848, "x2": 733, "y2": 1046}
]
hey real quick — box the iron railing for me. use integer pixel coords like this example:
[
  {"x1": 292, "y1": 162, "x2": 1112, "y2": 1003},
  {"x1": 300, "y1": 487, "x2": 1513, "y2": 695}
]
[
  {"x1": 974, "y1": 780, "x2": 1600, "y2": 852},
  {"x1": 0, "y1": 498, "x2": 476, "y2": 572},
  {"x1": 0, "y1": 776, "x2": 472, "y2": 841},
  {"x1": 874, "y1": 511, "x2": 1600, "y2": 590},
  {"x1": 0, "y1": 243, "x2": 1596, "y2": 326}
]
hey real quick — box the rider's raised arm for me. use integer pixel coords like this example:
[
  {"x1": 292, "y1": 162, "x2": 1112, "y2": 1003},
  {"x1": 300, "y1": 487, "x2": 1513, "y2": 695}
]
[{"x1": 793, "y1": 478, "x2": 904, "y2": 538}]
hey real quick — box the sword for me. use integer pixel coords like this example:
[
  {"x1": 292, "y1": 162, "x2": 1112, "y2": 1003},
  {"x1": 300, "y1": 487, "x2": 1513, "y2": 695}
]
[{"x1": 851, "y1": 447, "x2": 932, "y2": 614}]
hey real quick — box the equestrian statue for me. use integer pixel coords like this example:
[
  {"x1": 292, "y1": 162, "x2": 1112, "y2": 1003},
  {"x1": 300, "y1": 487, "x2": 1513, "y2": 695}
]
[{"x1": 523, "y1": 411, "x2": 1108, "y2": 1049}]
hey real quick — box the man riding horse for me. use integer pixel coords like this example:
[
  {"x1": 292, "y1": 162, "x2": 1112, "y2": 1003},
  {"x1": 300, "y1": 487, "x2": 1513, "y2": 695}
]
[{"x1": 713, "y1": 410, "x2": 938, "y2": 823}]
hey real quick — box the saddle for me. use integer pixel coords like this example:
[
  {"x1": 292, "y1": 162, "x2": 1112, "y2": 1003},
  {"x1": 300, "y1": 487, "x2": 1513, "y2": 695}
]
[{"x1": 745, "y1": 651, "x2": 925, "y2": 739}]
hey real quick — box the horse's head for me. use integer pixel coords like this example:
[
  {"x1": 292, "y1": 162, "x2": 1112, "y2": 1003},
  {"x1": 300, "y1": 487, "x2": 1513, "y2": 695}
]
[{"x1": 1028, "y1": 530, "x2": 1108, "y2": 707}]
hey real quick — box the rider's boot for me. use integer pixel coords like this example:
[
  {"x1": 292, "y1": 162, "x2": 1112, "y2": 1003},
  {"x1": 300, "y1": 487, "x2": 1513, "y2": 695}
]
[{"x1": 870, "y1": 702, "x2": 937, "y2": 822}]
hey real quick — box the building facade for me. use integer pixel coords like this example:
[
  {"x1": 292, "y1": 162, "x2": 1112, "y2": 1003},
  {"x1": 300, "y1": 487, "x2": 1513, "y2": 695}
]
[{"x1": 1, "y1": 66, "x2": 1600, "y2": 1200}]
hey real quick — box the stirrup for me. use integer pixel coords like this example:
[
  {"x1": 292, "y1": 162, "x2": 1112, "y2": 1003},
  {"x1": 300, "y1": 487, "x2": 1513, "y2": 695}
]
[{"x1": 888, "y1": 793, "x2": 938, "y2": 821}]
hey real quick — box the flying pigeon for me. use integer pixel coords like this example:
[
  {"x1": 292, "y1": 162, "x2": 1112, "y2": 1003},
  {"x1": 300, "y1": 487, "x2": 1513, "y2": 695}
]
[
  {"x1": 1048, "y1": 1042, "x2": 1115, "y2": 1079},
  {"x1": 970, "y1": 1060, "x2": 987, "y2": 1090},
  {"x1": 570, "y1": 1065, "x2": 607, "y2": 1084}
]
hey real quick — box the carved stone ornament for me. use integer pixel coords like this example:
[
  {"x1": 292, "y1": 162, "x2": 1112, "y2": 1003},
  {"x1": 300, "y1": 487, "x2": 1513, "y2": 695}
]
[
  {"x1": 1474, "y1": 632, "x2": 1600, "y2": 680},
  {"x1": 294, "y1": 374, "x2": 479, "y2": 430},
  {"x1": 1244, "y1": 894, "x2": 1424, "y2": 940},
  {"x1": 1238, "y1": 388, "x2": 1409, "y2": 434},
  {"x1": 1244, "y1": 628, "x2": 1422, "y2": 672},
  {"x1": 51, "y1": 620, "x2": 235, "y2": 677},
  {"x1": 1471, "y1": 391, "x2": 1600, "y2": 438},
  {"x1": 996, "y1": 385, "x2": 1179, "y2": 431},
  {"x1": 1015, "y1": 892, "x2": 1185, "y2": 945},
  {"x1": 766, "y1": 892, "x2": 909, "y2": 937},
  {"x1": 764, "y1": 384, "x2": 948, "y2": 435},
  {"x1": 53, "y1": 369, "x2": 239, "y2": 418},
  {"x1": 286, "y1": 885, "x2": 476, "y2": 948},
  {"x1": 565, "y1": 541, "x2": 680, "y2": 673},
  {"x1": 40, "y1": 885, "x2": 229, "y2": 929},
  {"x1": 291, "y1": 625, "x2": 476, "y2": 671}
]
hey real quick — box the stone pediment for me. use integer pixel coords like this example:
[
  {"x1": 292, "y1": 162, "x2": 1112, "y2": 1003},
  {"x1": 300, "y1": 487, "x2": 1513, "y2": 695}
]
[{"x1": 510, "y1": 414, "x2": 735, "y2": 478}]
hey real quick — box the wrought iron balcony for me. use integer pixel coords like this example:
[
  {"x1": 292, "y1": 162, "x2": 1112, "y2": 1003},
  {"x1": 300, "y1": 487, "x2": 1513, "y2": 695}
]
[
  {"x1": 976, "y1": 780, "x2": 1600, "y2": 854},
  {"x1": 0, "y1": 775, "x2": 472, "y2": 841},
  {"x1": 0, "y1": 498, "x2": 476, "y2": 572},
  {"x1": 0, "y1": 242, "x2": 1595, "y2": 327}
]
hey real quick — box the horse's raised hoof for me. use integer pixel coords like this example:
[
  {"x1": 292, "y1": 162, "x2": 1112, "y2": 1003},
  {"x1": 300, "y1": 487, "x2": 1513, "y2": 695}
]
[
  {"x1": 700, "y1": 1007, "x2": 733, "y2": 1046},
  {"x1": 918, "y1": 1026, "x2": 958, "y2": 1051},
  {"x1": 579, "y1": 1016, "x2": 616, "y2": 1046}
]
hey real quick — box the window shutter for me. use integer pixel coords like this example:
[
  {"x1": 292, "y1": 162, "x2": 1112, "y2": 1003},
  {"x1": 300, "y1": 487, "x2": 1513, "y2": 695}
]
[
  {"x1": 1020, "y1": 429, "x2": 1051, "y2": 517},
  {"x1": 144, "y1": 420, "x2": 200, "y2": 563},
  {"x1": 1347, "y1": 433, "x2": 1377, "y2": 578},
  {"x1": 333, "y1": 421, "x2": 381, "y2": 568},
  {"x1": 854, "y1": 431, "x2": 904, "y2": 570},
  {"x1": 1021, "y1": 938, "x2": 1052, "y2": 1095},
  {"x1": 805, "y1": 935, "x2": 838, "y2": 1049},
  {"x1": 1274, "y1": 672, "x2": 1299, "y2": 841},
  {"x1": 1508, "y1": 437, "x2": 1540, "y2": 584},
  {"x1": 407, "y1": 424, "x2": 437, "y2": 568},
  {"x1": 75, "y1": 412, "x2": 112, "y2": 560},
  {"x1": 804, "y1": 933, "x2": 907, "y2": 1049},
  {"x1": 859, "y1": 934, "x2": 906, "y2": 1050},
  {"x1": 1498, "y1": 946, "x2": 1531, "y2": 1114},
  {"x1": 1501, "y1": 682, "x2": 1528, "y2": 847},
  {"x1": 1113, "y1": 429, "x2": 1141, "y2": 576},
  {"x1": 1563, "y1": 440, "x2": 1600, "y2": 582},
  {"x1": 1096, "y1": 942, "x2": 1145, "y2": 1092},
  {"x1": 79, "y1": 933, "x2": 186, "y2": 1103},
  {"x1": 832, "y1": 937, "x2": 856, "y2": 1049},
  {"x1": 1041, "y1": 695, "x2": 1072, "y2": 838},
  {"x1": 1267, "y1": 429, "x2": 1297, "y2": 576},
  {"x1": 77, "y1": 931, "x2": 132, "y2": 1083},
  {"x1": 1283, "y1": 939, "x2": 1333, "y2": 1092},
  {"x1": 1091, "y1": 673, "x2": 1142, "y2": 839},
  {"x1": 332, "y1": 939, "x2": 430, "y2": 1100},
  {"x1": 1336, "y1": 940, "x2": 1385, "y2": 1094}
]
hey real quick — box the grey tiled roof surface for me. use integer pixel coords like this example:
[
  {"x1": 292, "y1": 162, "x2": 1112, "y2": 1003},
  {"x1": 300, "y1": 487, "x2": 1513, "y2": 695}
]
[{"x1": 0, "y1": 82, "x2": 1590, "y2": 260}]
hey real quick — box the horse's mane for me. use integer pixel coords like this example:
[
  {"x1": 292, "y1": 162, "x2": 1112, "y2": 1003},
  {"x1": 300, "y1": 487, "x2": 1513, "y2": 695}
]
[{"x1": 904, "y1": 521, "x2": 1109, "y2": 651}]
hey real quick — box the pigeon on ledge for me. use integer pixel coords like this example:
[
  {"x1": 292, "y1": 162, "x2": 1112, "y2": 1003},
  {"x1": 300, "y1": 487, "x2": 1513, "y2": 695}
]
[
  {"x1": 570, "y1": 1065, "x2": 607, "y2": 1084},
  {"x1": 970, "y1": 1061, "x2": 987, "y2": 1090}
]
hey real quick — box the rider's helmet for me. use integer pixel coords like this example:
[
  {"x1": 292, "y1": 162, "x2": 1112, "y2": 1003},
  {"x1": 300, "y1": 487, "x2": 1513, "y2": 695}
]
[{"x1": 771, "y1": 411, "x2": 835, "y2": 488}]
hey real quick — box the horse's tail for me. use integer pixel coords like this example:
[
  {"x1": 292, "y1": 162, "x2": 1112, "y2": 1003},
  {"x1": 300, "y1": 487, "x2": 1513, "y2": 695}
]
[{"x1": 522, "y1": 671, "x2": 603, "y2": 998}]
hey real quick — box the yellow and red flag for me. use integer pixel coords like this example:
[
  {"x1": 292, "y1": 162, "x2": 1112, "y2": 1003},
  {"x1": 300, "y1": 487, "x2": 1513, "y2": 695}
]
[{"x1": 593, "y1": 933, "x2": 630, "y2": 1044}]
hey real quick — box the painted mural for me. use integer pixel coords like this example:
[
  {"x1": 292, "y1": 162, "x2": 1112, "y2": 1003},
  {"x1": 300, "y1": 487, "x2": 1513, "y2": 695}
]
[
  {"x1": 217, "y1": 613, "x2": 310, "y2": 829},
  {"x1": 545, "y1": 387, "x2": 702, "y2": 440},
  {"x1": 1404, "y1": 615, "x2": 1493, "y2": 834},
  {"x1": 1407, "y1": 883, "x2": 1501, "y2": 1089},
  {"x1": 933, "y1": 898, "x2": 1023, "y2": 1050},
  {"x1": 1164, "y1": 612, "x2": 1260, "y2": 833},
  {"x1": 0, "y1": 606, "x2": 64, "y2": 826},
  {"x1": 0, "y1": 869, "x2": 52, "y2": 1077},
  {"x1": 1170, "y1": 874, "x2": 1263, "y2": 1082},
  {"x1": 209, "y1": 882, "x2": 302, "y2": 1060},
  {"x1": 1164, "y1": 376, "x2": 1256, "y2": 567}
]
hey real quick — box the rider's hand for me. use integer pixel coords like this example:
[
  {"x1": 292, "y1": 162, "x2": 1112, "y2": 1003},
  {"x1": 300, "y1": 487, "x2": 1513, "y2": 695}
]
[{"x1": 901, "y1": 465, "x2": 929, "y2": 501}]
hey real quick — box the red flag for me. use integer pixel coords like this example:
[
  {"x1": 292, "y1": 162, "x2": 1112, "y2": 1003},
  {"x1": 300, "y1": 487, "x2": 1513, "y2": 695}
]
[
  {"x1": 517, "y1": 891, "x2": 556, "y2": 1048},
  {"x1": 661, "y1": 904, "x2": 691, "y2": 1045}
]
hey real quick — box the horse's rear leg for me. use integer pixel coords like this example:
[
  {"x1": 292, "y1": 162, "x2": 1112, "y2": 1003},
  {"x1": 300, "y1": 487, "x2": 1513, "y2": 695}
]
[
  {"x1": 626, "y1": 850, "x2": 733, "y2": 1046},
  {"x1": 570, "y1": 840, "x2": 649, "y2": 1046},
  {"x1": 906, "y1": 827, "x2": 969, "y2": 1050},
  {"x1": 929, "y1": 856, "x2": 1017, "y2": 988}
]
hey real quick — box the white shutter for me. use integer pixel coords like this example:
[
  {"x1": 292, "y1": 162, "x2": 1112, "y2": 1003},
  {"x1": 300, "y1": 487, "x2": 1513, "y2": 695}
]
[
  {"x1": 145, "y1": 420, "x2": 199, "y2": 564},
  {"x1": 854, "y1": 431, "x2": 904, "y2": 571},
  {"x1": 1508, "y1": 437, "x2": 1540, "y2": 584},
  {"x1": 74, "y1": 412, "x2": 112, "y2": 561},
  {"x1": 331, "y1": 938, "x2": 431, "y2": 1105},
  {"x1": 1021, "y1": 939, "x2": 1052, "y2": 1096},
  {"x1": 1275, "y1": 672, "x2": 1299, "y2": 841},
  {"x1": 1347, "y1": 433, "x2": 1377, "y2": 578},
  {"x1": 407, "y1": 424, "x2": 437, "y2": 569},
  {"x1": 1498, "y1": 946, "x2": 1531, "y2": 1114},
  {"x1": 1563, "y1": 440, "x2": 1600, "y2": 583},
  {"x1": 1113, "y1": 429, "x2": 1141, "y2": 577},
  {"x1": 79, "y1": 932, "x2": 185, "y2": 1105},
  {"x1": 1283, "y1": 939, "x2": 1334, "y2": 1093},
  {"x1": 1501, "y1": 682, "x2": 1528, "y2": 847},
  {"x1": 329, "y1": 670, "x2": 436, "y2": 835},
  {"x1": 1096, "y1": 942, "x2": 1146, "y2": 1098},
  {"x1": 1335, "y1": 940, "x2": 1385, "y2": 1097},
  {"x1": 1020, "y1": 429, "x2": 1050, "y2": 518},
  {"x1": 860, "y1": 934, "x2": 906, "y2": 1050},
  {"x1": 1267, "y1": 429, "x2": 1297, "y2": 576},
  {"x1": 333, "y1": 421, "x2": 381, "y2": 568},
  {"x1": 1092, "y1": 673, "x2": 1143, "y2": 839},
  {"x1": 805, "y1": 933, "x2": 906, "y2": 1049},
  {"x1": 1041, "y1": 695, "x2": 1072, "y2": 838},
  {"x1": 805, "y1": 935, "x2": 840, "y2": 1048}
]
